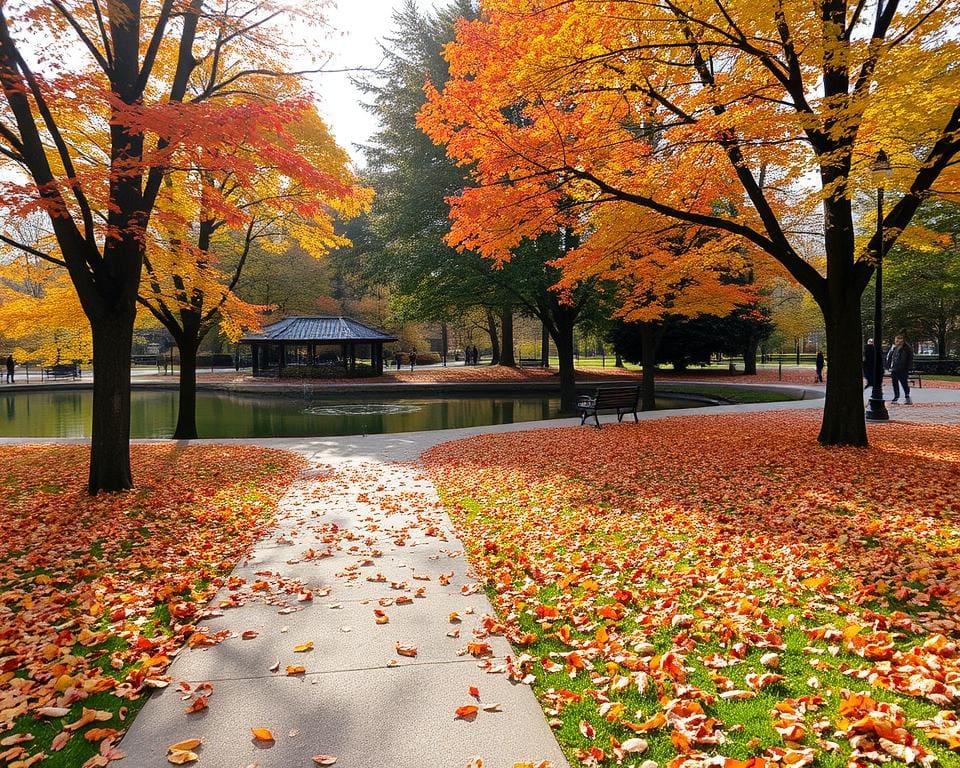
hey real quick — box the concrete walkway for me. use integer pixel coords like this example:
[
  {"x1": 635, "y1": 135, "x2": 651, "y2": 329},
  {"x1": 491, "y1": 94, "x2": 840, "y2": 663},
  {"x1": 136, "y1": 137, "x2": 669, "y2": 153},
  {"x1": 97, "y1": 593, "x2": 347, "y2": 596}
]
[{"x1": 7, "y1": 385, "x2": 959, "y2": 767}]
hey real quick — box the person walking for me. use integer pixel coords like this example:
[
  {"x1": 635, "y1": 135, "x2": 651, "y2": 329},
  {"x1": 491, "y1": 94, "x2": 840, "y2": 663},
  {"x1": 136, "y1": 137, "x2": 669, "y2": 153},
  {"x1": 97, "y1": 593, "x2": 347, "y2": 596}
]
[
  {"x1": 409, "y1": 348, "x2": 417, "y2": 371},
  {"x1": 863, "y1": 338, "x2": 875, "y2": 389},
  {"x1": 4, "y1": 354, "x2": 13, "y2": 384},
  {"x1": 815, "y1": 350, "x2": 825, "y2": 383},
  {"x1": 886, "y1": 334, "x2": 914, "y2": 404},
  {"x1": 394, "y1": 350, "x2": 402, "y2": 370}
]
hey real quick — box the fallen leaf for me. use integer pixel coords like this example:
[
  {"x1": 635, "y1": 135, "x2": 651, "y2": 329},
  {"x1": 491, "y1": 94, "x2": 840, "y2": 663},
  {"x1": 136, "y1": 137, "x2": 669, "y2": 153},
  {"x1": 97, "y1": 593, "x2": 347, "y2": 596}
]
[
  {"x1": 396, "y1": 642, "x2": 418, "y2": 657},
  {"x1": 251, "y1": 727, "x2": 274, "y2": 742}
]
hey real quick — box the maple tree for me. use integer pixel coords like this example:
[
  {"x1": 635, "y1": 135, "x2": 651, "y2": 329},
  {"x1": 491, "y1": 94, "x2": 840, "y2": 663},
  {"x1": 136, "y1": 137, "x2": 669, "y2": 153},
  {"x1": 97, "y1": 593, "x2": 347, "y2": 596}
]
[
  {"x1": 0, "y1": 0, "x2": 338, "y2": 491},
  {"x1": 418, "y1": 0, "x2": 960, "y2": 446},
  {"x1": 140, "y1": 100, "x2": 368, "y2": 439}
]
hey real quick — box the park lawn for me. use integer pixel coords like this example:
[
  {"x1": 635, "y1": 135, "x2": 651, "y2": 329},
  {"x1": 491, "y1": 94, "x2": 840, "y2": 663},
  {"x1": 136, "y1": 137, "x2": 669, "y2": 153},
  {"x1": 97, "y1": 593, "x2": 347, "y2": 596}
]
[
  {"x1": 0, "y1": 444, "x2": 304, "y2": 768},
  {"x1": 424, "y1": 411, "x2": 960, "y2": 768}
]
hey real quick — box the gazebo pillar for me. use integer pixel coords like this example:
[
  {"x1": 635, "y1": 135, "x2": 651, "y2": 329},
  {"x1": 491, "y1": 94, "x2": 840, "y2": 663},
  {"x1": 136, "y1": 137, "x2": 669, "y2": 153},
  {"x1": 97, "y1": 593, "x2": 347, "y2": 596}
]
[{"x1": 252, "y1": 345, "x2": 260, "y2": 376}]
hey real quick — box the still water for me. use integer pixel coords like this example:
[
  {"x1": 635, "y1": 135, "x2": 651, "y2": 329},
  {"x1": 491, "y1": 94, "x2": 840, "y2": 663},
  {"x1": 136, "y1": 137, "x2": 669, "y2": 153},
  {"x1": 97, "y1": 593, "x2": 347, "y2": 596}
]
[{"x1": 0, "y1": 389, "x2": 697, "y2": 439}]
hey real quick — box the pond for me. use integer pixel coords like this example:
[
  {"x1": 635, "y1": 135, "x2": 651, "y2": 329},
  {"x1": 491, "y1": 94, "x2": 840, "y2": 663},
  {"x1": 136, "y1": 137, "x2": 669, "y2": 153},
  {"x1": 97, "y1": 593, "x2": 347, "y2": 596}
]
[{"x1": 0, "y1": 389, "x2": 700, "y2": 439}]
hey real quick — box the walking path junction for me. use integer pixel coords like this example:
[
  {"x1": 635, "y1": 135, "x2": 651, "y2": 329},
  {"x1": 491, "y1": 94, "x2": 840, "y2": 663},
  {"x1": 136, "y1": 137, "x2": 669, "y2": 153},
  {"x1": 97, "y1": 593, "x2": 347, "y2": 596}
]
[{"x1": 3, "y1": 384, "x2": 960, "y2": 767}]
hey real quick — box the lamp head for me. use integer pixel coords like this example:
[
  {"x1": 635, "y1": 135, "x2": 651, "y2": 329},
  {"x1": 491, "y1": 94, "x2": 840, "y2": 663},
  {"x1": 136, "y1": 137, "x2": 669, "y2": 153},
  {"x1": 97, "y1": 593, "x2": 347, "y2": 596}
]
[{"x1": 871, "y1": 150, "x2": 893, "y2": 187}]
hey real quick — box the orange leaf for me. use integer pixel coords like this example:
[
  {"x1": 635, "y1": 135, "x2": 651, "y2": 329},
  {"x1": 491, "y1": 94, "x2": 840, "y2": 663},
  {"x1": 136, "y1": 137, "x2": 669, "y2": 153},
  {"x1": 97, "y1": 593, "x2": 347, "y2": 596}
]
[{"x1": 251, "y1": 727, "x2": 274, "y2": 742}]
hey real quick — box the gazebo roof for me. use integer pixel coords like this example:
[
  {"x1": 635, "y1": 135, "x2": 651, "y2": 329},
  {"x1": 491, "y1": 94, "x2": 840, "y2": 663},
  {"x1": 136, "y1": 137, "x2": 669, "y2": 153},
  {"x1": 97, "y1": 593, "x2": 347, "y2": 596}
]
[{"x1": 240, "y1": 316, "x2": 397, "y2": 344}]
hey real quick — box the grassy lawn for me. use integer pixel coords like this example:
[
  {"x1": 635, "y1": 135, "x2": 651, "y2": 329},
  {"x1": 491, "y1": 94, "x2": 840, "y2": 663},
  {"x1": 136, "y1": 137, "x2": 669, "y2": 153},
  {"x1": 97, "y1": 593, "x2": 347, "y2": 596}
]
[
  {"x1": 0, "y1": 445, "x2": 304, "y2": 767},
  {"x1": 424, "y1": 412, "x2": 960, "y2": 768},
  {"x1": 658, "y1": 384, "x2": 801, "y2": 405}
]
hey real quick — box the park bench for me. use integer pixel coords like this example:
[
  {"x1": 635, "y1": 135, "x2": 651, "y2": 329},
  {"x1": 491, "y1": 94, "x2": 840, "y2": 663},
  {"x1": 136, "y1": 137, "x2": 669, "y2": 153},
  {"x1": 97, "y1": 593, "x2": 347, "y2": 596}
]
[
  {"x1": 884, "y1": 369, "x2": 923, "y2": 388},
  {"x1": 577, "y1": 384, "x2": 642, "y2": 427},
  {"x1": 42, "y1": 362, "x2": 80, "y2": 380},
  {"x1": 519, "y1": 357, "x2": 544, "y2": 368}
]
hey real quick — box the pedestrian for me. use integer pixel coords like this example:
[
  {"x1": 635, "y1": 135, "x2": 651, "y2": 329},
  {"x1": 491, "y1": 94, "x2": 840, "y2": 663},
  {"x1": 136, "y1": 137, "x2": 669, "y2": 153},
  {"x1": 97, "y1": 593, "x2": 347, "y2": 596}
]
[
  {"x1": 815, "y1": 350, "x2": 825, "y2": 383},
  {"x1": 409, "y1": 348, "x2": 417, "y2": 371},
  {"x1": 4, "y1": 354, "x2": 13, "y2": 384},
  {"x1": 885, "y1": 334, "x2": 914, "y2": 404},
  {"x1": 394, "y1": 350, "x2": 402, "y2": 370},
  {"x1": 465, "y1": 345, "x2": 473, "y2": 365},
  {"x1": 472, "y1": 345, "x2": 479, "y2": 365},
  {"x1": 863, "y1": 338, "x2": 875, "y2": 389}
]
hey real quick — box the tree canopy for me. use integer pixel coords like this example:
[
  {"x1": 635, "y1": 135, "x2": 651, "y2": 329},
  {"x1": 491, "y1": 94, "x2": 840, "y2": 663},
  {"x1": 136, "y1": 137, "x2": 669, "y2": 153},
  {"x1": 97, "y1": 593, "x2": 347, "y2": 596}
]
[{"x1": 418, "y1": 0, "x2": 960, "y2": 445}]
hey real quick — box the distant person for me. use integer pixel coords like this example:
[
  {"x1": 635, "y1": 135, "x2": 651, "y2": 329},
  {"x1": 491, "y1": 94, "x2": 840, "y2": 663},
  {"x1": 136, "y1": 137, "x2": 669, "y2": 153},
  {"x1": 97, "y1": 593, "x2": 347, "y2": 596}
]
[
  {"x1": 886, "y1": 334, "x2": 914, "y2": 404},
  {"x1": 5, "y1": 354, "x2": 13, "y2": 383},
  {"x1": 472, "y1": 345, "x2": 480, "y2": 365},
  {"x1": 394, "y1": 350, "x2": 402, "y2": 370},
  {"x1": 815, "y1": 350, "x2": 825, "y2": 383},
  {"x1": 465, "y1": 345, "x2": 474, "y2": 365},
  {"x1": 863, "y1": 338, "x2": 876, "y2": 389},
  {"x1": 409, "y1": 348, "x2": 417, "y2": 371}
]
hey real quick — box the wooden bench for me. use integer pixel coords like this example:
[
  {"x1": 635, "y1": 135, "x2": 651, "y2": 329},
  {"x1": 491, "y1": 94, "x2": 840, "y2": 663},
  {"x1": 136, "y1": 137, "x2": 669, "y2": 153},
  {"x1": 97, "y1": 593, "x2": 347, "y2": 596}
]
[
  {"x1": 519, "y1": 357, "x2": 544, "y2": 368},
  {"x1": 577, "y1": 384, "x2": 642, "y2": 427},
  {"x1": 887, "y1": 370, "x2": 923, "y2": 388},
  {"x1": 42, "y1": 363, "x2": 80, "y2": 380}
]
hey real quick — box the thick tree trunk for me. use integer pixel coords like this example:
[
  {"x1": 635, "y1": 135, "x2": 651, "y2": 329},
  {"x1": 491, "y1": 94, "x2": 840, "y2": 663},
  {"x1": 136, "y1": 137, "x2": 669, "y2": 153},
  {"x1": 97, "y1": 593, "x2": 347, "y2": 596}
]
[
  {"x1": 540, "y1": 323, "x2": 550, "y2": 367},
  {"x1": 742, "y1": 337, "x2": 759, "y2": 375},
  {"x1": 818, "y1": 301, "x2": 867, "y2": 446},
  {"x1": 553, "y1": 318, "x2": 577, "y2": 412},
  {"x1": 486, "y1": 308, "x2": 500, "y2": 365},
  {"x1": 88, "y1": 315, "x2": 135, "y2": 494},
  {"x1": 500, "y1": 306, "x2": 516, "y2": 366},
  {"x1": 640, "y1": 322, "x2": 657, "y2": 412},
  {"x1": 174, "y1": 335, "x2": 200, "y2": 439}
]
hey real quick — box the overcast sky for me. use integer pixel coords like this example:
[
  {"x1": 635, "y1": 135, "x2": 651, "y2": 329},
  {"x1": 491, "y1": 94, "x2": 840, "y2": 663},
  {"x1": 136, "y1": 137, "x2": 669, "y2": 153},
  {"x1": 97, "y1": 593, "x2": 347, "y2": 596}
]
[{"x1": 313, "y1": 0, "x2": 439, "y2": 167}]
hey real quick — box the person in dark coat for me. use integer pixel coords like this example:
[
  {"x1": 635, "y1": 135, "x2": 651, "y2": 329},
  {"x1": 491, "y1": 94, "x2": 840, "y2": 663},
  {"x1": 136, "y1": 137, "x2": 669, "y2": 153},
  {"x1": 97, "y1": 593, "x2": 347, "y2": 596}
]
[
  {"x1": 4, "y1": 354, "x2": 13, "y2": 384},
  {"x1": 815, "y1": 350, "x2": 825, "y2": 383},
  {"x1": 886, "y1": 334, "x2": 914, "y2": 404},
  {"x1": 863, "y1": 338, "x2": 876, "y2": 389},
  {"x1": 409, "y1": 348, "x2": 417, "y2": 371}
]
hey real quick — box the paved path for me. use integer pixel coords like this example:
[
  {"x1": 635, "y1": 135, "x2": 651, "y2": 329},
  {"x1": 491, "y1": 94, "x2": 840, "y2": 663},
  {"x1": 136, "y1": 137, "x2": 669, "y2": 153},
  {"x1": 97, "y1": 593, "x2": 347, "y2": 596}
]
[{"x1": 7, "y1": 385, "x2": 959, "y2": 767}]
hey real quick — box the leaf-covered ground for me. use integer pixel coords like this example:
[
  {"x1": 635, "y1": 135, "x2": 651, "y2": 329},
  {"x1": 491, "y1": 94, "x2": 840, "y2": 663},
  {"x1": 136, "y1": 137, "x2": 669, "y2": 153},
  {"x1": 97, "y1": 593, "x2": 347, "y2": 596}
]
[
  {"x1": 0, "y1": 444, "x2": 304, "y2": 767},
  {"x1": 424, "y1": 412, "x2": 960, "y2": 768}
]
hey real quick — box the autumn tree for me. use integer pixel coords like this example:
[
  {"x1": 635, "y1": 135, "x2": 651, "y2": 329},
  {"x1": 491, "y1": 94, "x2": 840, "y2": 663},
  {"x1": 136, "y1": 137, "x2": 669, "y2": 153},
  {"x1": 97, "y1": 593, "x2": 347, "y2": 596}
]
[
  {"x1": 419, "y1": 0, "x2": 960, "y2": 446},
  {"x1": 140, "y1": 102, "x2": 367, "y2": 439},
  {"x1": 879, "y1": 199, "x2": 960, "y2": 358},
  {"x1": 0, "y1": 0, "x2": 339, "y2": 491}
]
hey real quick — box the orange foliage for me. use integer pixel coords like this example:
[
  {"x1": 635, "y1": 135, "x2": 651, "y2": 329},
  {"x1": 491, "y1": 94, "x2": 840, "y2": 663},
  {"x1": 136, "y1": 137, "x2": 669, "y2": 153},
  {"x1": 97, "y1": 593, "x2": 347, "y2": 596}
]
[
  {"x1": 0, "y1": 445, "x2": 304, "y2": 755},
  {"x1": 424, "y1": 412, "x2": 960, "y2": 765}
]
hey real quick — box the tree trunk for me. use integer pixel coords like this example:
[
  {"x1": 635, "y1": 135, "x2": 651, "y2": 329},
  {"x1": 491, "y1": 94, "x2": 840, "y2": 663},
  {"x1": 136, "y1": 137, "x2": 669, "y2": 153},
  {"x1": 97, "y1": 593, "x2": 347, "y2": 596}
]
[
  {"x1": 500, "y1": 306, "x2": 516, "y2": 366},
  {"x1": 615, "y1": 350, "x2": 624, "y2": 368},
  {"x1": 818, "y1": 300, "x2": 868, "y2": 446},
  {"x1": 640, "y1": 322, "x2": 657, "y2": 411},
  {"x1": 88, "y1": 315, "x2": 135, "y2": 494},
  {"x1": 742, "y1": 337, "x2": 759, "y2": 375},
  {"x1": 553, "y1": 317, "x2": 577, "y2": 412},
  {"x1": 486, "y1": 308, "x2": 500, "y2": 365},
  {"x1": 174, "y1": 334, "x2": 200, "y2": 439},
  {"x1": 540, "y1": 323, "x2": 550, "y2": 367}
]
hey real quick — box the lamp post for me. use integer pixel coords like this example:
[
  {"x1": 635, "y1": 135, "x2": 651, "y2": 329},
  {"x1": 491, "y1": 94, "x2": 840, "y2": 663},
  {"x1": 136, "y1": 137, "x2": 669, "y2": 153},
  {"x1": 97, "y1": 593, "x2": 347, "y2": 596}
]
[{"x1": 865, "y1": 150, "x2": 892, "y2": 421}]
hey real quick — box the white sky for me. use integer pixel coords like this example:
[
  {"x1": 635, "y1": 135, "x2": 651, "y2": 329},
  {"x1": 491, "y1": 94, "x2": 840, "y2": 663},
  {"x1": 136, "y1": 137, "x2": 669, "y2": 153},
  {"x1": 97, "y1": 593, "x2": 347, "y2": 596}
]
[{"x1": 313, "y1": 0, "x2": 439, "y2": 167}]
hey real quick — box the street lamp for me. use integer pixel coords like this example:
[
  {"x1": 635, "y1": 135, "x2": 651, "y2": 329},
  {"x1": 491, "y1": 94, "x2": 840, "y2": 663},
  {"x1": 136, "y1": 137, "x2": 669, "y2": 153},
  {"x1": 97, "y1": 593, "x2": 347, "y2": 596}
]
[{"x1": 865, "y1": 150, "x2": 893, "y2": 422}]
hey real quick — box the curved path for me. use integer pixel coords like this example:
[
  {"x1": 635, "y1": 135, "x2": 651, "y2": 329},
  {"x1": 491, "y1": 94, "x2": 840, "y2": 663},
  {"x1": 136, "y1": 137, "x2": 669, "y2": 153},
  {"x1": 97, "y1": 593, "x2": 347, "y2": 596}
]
[{"x1": 7, "y1": 385, "x2": 960, "y2": 768}]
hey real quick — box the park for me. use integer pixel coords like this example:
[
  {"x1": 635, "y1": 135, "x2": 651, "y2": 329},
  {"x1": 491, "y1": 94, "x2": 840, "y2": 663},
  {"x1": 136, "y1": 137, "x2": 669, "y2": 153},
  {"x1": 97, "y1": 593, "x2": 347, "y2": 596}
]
[{"x1": 0, "y1": 1, "x2": 959, "y2": 767}]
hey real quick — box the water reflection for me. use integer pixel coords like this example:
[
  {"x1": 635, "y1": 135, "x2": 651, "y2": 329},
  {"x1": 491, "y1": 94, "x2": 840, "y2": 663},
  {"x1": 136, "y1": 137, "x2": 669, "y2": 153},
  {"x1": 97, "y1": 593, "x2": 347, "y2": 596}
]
[{"x1": 0, "y1": 389, "x2": 697, "y2": 439}]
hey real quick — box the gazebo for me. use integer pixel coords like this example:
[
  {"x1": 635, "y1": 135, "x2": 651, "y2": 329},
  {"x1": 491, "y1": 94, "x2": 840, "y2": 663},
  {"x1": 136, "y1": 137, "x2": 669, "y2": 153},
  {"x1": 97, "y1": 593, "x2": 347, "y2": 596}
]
[{"x1": 240, "y1": 316, "x2": 397, "y2": 377}]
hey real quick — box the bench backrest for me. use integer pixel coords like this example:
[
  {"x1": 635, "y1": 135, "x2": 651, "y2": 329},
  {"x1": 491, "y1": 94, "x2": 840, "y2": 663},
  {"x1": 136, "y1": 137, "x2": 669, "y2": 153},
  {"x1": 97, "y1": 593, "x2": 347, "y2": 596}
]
[{"x1": 593, "y1": 385, "x2": 641, "y2": 408}]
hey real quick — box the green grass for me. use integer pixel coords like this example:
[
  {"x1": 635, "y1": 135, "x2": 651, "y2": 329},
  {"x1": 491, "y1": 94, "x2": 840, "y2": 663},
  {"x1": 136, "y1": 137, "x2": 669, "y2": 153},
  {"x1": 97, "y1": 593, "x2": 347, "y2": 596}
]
[{"x1": 659, "y1": 383, "x2": 801, "y2": 404}]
